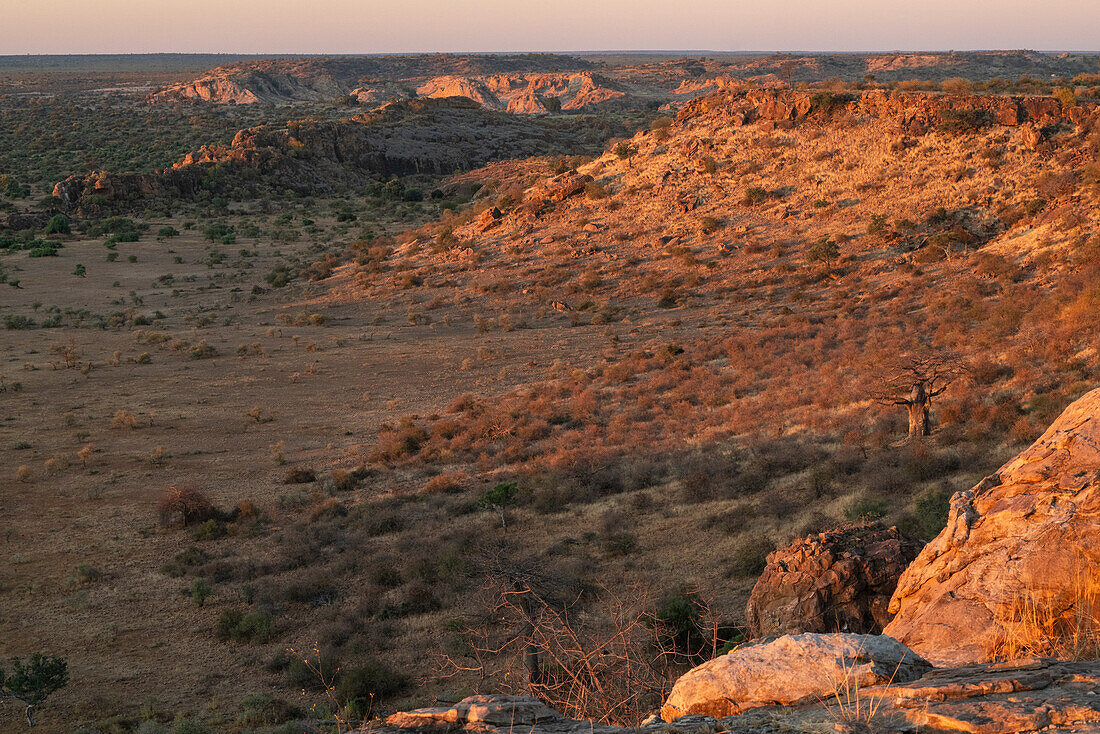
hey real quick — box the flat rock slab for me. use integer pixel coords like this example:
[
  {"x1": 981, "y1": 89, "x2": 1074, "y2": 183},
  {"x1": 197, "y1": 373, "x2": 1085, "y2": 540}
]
[
  {"x1": 884, "y1": 659, "x2": 1100, "y2": 733},
  {"x1": 661, "y1": 633, "x2": 932, "y2": 720}
]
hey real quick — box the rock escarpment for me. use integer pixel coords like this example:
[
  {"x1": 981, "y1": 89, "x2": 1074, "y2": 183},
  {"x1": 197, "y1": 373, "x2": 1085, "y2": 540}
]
[
  {"x1": 885, "y1": 387, "x2": 1100, "y2": 666},
  {"x1": 677, "y1": 88, "x2": 1096, "y2": 135},
  {"x1": 148, "y1": 54, "x2": 593, "y2": 105},
  {"x1": 746, "y1": 522, "x2": 924, "y2": 637}
]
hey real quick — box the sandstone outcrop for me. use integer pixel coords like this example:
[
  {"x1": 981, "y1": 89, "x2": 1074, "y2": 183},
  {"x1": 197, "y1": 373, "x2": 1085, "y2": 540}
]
[
  {"x1": 660, "y1": 633, "x2": 931, "y2": 721},
  {"x1": 417, "y1": 76, "x2": 502, "y2": 108},
  {"x1": 885, "y1": 387, "x2": 1100, "y2": 666},
  {"x1": 746, "y1": 522, "x2": 924, "y2": 637}
]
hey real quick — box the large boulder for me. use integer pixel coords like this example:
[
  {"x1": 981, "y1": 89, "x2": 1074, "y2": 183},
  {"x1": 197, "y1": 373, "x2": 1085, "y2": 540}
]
[
  {"x1": 746, "y1": 522, "x2": 924, "y2": 637},
  {"x1": 660, "y1": 633, "x2": 931, "y2": 721},
  {"x1": 885, "y1": 387, "x2": 1100, "y2": 666}
]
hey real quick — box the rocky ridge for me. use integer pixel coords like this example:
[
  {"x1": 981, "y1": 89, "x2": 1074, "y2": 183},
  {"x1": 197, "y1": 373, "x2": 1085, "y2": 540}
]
[{"x1": 52, "y1": 97, "x2": 602, "y2": 212}]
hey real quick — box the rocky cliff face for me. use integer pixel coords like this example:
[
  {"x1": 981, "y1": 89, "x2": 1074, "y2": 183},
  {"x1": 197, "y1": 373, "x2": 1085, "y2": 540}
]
[{"x1": 884, "y1": 387, "x2": 1100, "y2": 666}]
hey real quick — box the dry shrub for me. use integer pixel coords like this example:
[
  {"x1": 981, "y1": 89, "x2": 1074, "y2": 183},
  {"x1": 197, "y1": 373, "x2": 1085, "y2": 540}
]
[
  {"x1": 158, "y1": 485, "x2": 215, "y2": 528},
  {"x1": 284, "y1": 467, "x2": 317, "y2": 484},
  {"x1": 989, "y1": 562, "x2": 1100, "y2": 661},
  {"x1": 110, "y1": 409, "x2": 138, "y2": 429},
  {"x1": 308, "y1": 497, "x2": 346, "y2": 522},
  {"x1": 446, "y1": 579, "x2": 684, "y2": 725},
  {"x1": 421, "y1": 472, "x2": 468, "y2": 494},
  {"x1": 236, "y1": 498, "x2": 256, "y2": 518}
]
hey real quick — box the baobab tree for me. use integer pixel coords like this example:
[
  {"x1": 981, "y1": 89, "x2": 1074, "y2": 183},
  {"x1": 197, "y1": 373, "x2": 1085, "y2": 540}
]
[{"x1": 875, "y1": 355, "x2": 960, "y2": 441}]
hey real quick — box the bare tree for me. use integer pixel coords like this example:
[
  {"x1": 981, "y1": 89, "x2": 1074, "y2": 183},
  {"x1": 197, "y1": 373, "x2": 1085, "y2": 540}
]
[
  {"x1": 874, "y1": 355, "x2": 960, "y2": 441},
  {"x1": 780, "y1": 59, "x2": 796, "y2": 89}
]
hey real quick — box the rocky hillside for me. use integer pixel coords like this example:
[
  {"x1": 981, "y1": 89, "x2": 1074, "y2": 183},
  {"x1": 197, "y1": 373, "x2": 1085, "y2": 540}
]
[{"x1": 52, "y1": 97, "x2": 607, "y2": 210}]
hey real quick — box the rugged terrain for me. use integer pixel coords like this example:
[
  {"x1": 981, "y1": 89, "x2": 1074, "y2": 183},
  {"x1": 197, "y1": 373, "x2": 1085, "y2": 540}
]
[
  {"x1": 53, "y1": 97, "x2": 611, "y2": 210},
  {"x1": 147, "y1": 51, "x2": 1100, "y2": 111},
  {"x1": 2, "y1": 60, "x2": 1100, "y2": 732}
]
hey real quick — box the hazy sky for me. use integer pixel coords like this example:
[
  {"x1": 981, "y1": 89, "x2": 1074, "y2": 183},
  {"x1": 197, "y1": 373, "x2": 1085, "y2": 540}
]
[{"x1": 3, "y1": 0, "x2": 1099, "y2": 55}]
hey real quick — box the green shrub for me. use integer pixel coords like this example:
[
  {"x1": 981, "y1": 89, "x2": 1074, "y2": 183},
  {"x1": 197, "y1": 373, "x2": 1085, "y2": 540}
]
[
  {"x1": 613, "y1": 142, "x2": 637, "y2": 160},
  {"x1": 742, "y1": 186, "x2": 768, "y2": 205},
  {"x1": 727, "y1": 533, "x2": 773, "y2": 577},
  {"x1": 44, "y1": 214, "x2": 70, "y2": 234},
  {"x1": 654, "y1": 592, "x2": 705, "y2": 654},
  {"x1": 216, "y1": 609, "x2": 274, "y2": 643},
  {"x1": 202, "y1": 223, "x2": 234, "y2": 242},
  {"x1": 866, "y1": 214, "x2": 890, "y2": 236},
  {"x1": 28, "y1": 242, "x2": 61, "y2": 257},
  {"x1": 845, "y1": 496, "x2": 889, "y2": 521},
  {"x1": 476, "y1": 481, "x2": 518, "y2": 509},
  {"x1": 0, "y1": 653, "x2": 69, "y2": 726},
  {"x1": 806, "y1": 237, "x2": 839, "y2": 266},
  {"x1": 335, "y1": 661, "x2": 407, "y2": 716},
  {"x1": 4, "y1": 315, "x2": 36, "y2": 330},
  {"x1": 809, "y1": 92, "x2": 855, "y2": 112},
  {"x1": 189, "y1": 578, "x2": 212, "y2": 607},
  {"x1": 171, "y1": 716, "x2": 209, "y2": 734},
  {"x1": 915, "y1": 486, "x2": 952, "y2": 538},
  {"x1": 236, "y1": 693, "x2": 301, "y2": 727},
  {"x1": 285, "y1": 652, "x2": 340, "y2": 691}
]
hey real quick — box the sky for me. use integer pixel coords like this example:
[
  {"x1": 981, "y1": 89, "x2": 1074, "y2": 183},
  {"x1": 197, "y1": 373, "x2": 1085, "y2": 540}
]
[{"x1": 2, "y1": 0, "x2": 1099, "y2": 55}]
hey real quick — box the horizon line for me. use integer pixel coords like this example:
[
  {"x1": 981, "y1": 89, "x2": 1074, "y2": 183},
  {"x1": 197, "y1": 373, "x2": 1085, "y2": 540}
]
[{"x1": 3, "y1": 48, "x2": 1100, "y2": 58}]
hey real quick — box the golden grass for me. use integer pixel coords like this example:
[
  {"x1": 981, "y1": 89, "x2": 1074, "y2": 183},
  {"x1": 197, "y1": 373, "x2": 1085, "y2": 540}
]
[
  {"x1": 822, "y1": 653, "x2": 896, "y2": 727},
  {"x1": 990, "y1": 562, "x2": 1100, "y2": 661}
]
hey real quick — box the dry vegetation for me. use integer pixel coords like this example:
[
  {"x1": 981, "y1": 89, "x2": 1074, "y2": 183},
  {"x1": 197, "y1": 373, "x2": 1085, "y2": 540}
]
[{"x1": 2, "y1": 64, "x2": 1100, "y2": 732}]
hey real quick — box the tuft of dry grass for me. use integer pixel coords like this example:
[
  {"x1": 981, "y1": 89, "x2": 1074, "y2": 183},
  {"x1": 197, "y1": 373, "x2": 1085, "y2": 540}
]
[
  {"x1": 822, "y1": 650, "x2": 898, "y2": 728},
  {"x1": 989, "y1": 562, "x2": 1100, "y2": 661}
]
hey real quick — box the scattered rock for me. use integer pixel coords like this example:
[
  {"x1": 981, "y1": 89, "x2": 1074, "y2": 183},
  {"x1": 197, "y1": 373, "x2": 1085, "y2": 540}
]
[
  {"x1": 660, "y1": 633, "x2": 931, "y2": 720},
  {"x1": 885, "y1": 387, "x2": 1100, "y2": 666},
  {"x1": 746, "y1": 522, "x2": 924, "y2": 637},
  {"x1": 546, "y1": 174, "x2": 594, "y2": 202}
]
